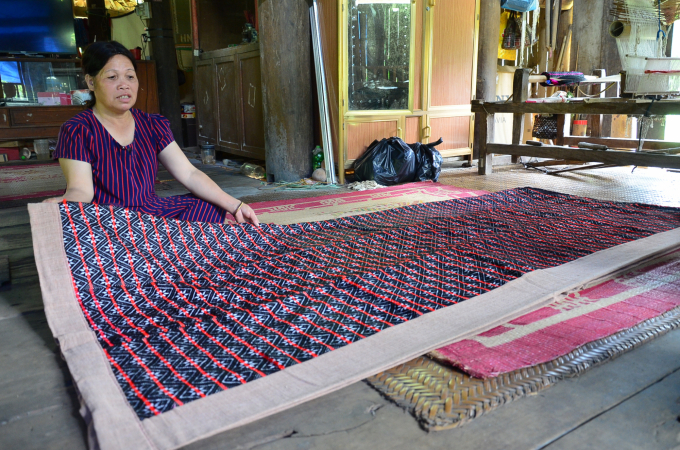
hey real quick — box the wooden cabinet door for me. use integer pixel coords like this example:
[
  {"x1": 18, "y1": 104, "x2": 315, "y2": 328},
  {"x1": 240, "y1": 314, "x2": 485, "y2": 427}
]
[
  {"x1": 426, "y1": 114, "x2": 473, "y2": 157},
  {"x1": 215, "y1": 55, "x2": 240, "y2": 152},
  {"x1": 238, "y1": 50, "x2": 265, "y2": 159},
  {"x1": 344, "y1": 117, "x2": 402, "y2": 169},
  {"x1": 195, "y1": 59, "x2": 218, "y2": 145},
  {"x1": 0, "y1": 109, "x2": 8, "y2": 128}
]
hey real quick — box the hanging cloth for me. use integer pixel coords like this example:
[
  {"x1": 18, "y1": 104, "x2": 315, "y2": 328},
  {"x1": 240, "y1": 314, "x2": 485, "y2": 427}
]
[{"x1": 501, "y1": 0, "x2": 539, "y2": 12}]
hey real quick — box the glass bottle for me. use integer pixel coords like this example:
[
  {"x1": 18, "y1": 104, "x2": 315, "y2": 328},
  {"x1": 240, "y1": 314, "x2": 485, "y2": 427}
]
[{"x1": 240, "y1": 162, "x2": 265, "y2": 179}]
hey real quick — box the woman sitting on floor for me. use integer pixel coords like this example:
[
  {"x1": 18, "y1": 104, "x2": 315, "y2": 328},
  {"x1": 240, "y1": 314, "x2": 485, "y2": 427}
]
[{"x1": 45, "y1": 40, "x2": 259, "y2": 225}]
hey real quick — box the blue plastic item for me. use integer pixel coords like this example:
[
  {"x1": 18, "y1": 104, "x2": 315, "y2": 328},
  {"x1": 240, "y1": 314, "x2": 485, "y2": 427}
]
[{"x1": 501, "y1": 0, "x2": 539, "y2": 12}]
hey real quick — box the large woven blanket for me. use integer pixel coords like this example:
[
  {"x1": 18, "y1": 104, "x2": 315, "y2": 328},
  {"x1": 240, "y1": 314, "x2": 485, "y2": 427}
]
[{"x1": 30, "y1": 188, "x2": 680, "y2": 449}]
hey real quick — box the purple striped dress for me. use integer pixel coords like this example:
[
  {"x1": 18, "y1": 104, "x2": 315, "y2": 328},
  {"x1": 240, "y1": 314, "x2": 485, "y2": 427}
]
[{"x1": 54, "y1": 108, "x2": 227, "y2": 223}]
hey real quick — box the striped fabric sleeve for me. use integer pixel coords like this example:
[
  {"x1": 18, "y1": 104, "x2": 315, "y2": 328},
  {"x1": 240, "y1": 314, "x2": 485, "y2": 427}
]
[
  {"x1": 53, "y1": 121, "x2": 91, "y2": 163},
  {"x1": 151, "y1": 114, "x2": 175, "y2": 153}
]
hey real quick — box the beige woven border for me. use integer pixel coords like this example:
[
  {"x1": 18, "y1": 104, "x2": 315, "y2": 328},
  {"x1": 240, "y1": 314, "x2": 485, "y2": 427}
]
[{"x1": 28, "y1": 202, "x2": 680, "y2": 450}]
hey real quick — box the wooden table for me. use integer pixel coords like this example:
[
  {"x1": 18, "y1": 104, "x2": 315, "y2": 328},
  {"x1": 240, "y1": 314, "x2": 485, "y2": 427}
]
[{"x1": 471, "y1": 69, "x2": 680, "y2": 174}]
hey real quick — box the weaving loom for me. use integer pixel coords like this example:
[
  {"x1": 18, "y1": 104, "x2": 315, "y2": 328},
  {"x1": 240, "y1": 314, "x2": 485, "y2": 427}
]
[
  {"x1": 29, "y1": 188, "x2": 680, "y2": 449},
  {"x1": 609, "y1": 0, "x2": 680, "y2": 94}
]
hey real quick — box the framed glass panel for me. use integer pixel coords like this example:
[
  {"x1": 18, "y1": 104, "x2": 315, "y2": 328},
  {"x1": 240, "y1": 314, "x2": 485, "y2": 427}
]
[{"x1": 347, "y1": 0, "x2": 412, "y2": 111}]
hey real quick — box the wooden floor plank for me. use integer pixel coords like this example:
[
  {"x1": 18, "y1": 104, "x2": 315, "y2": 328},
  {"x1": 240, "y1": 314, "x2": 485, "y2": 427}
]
[
  {"x1": 545, "y1": 369, "x2": 680, "y2": 450},
  {"x1": 0, "y1": 311, "x2": 87, "y2": 450},
  {"x1": 0, "y1": 225, "x2": 33, "y2": 253},
  {"x1": 0, "y1": 255, "x2": 8, "y2": 285},
  {"x1": 0, "y1": 207, "x2": 30, "y2": 227},
  {"x1": 7, "y1": 247, "x2": 37, "y2": 280},
  {"x1": 0, "y1": 276, "x2": 44, "y2": 319}
]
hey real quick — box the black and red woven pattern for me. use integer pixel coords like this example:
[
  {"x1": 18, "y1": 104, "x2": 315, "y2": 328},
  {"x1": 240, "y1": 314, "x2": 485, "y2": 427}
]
[{"x1": 58, "y1": 188, "x2": 680, "y2": 419}]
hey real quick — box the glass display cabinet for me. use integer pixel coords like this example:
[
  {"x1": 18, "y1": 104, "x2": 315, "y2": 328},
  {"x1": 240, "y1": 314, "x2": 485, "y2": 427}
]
[
  {"x1": 0, "y1": 58, "x2": 158, "y2": 145},
  {"x1": 0, "y1": 60, "x2": 86, "y2": 105},
  {"x1": 338, "y1": 0, "x2": 480, "y2": 183},
  {"x1": 347, "y1": 0, "x2": 413, "y2": 111}
]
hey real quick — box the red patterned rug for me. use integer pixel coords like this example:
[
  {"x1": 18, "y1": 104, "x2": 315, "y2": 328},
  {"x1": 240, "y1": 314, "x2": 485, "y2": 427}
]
[
  {"x1": 246, "y1": 181, "x2": 490, "y2": 224},
  {"x1": 0, "y1": 162, "x2": 64, "y2": 206},
  {"x1": 431, "y1": 248, "x2": 680, "y2": 378}
]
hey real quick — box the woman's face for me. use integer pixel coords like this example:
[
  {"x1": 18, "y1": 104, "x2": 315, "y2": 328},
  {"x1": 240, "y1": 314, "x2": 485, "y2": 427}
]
[{"x1": 87, "y1": 54, "x2": 139, "y2": 114}]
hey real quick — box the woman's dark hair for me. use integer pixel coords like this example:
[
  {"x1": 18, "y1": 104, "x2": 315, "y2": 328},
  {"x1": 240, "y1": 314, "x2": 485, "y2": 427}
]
[{"x1": 82, "y1": 41, "x2": 137, "y2": 108}]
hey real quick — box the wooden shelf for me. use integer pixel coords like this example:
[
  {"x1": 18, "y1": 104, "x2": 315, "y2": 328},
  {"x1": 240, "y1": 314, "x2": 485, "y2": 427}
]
[
  {"x1": 474, "y1": 92, "x2": 680, "y2": 174},
  {"x1": 471, "y1": 99, "x2": 680, "y2": 116},
  {"x1": 487, "y1": 143, "x2": 680, "y2": 170}
]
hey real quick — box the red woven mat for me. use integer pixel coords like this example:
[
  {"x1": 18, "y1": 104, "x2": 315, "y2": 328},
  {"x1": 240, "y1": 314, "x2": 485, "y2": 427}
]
[{"x1": 431, "y1": 249, "x2": 680, "y2": 378}]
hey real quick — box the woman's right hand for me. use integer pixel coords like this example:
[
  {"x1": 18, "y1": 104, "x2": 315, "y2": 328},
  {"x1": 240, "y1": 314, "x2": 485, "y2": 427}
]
[
  {"x1": 232, "y1": 202, "x2": 260, "y2": 226},
  {"x1": 43, "y1": 197, "x2": 65, "y2": 203}
]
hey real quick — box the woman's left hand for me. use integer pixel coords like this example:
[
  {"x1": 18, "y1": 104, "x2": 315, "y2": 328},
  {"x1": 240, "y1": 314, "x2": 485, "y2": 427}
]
[{"x1": 232, "y1": 202, "x2": 260, "y2": 226}]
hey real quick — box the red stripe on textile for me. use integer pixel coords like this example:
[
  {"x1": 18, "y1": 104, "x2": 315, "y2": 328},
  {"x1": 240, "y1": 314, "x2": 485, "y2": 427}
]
[
  {"x1": 78, "y1": 203, "x2": 150, "y2": 338},
  {"x1": 208, "y1": 223, "x2": 257, "y2": 263},
  {"x1": 204, "y1": 286, "x2": 314, "y2": 360},
  {"x1": 131, "y1": 211, "x2": 204, "y2": 322},
  {"x1": 144, "y1": 337, "x2": 206, "y2": 397},
  {"x1": 195, "y1": 323, "x2": 267, "y2": 377},
  {"x1": 63, "y1": 203, "x2": 130, "y2": 341},
  {"x1": 120, "y1": 341, "x2": 183, "y2": 407},
  {"x1": 105, "y1": 347, "x2": 162, "y2": 414},
  {"x1": 94, "y1": 204, "x2": 169, "y2": 333},
  {"x1": 208, "y1": 318, "x2": 287, "y2": 370},
  {"x1": 149, "y1": 215, "x2": 187, "y2": 283},
  {"x1": 179, "y1": 328, "x2": 246, "y2": 384},
  {"x1": 113, "y1": 208, "x2": 182, "y2": 326},
  {"x1": 160, "y1": 217, "x2": 202, "y2": 281}
]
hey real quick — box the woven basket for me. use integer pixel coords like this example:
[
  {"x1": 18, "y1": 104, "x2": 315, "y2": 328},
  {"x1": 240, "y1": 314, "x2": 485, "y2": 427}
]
[{"x1": 532, "y1": 114, "x2": 558, "y2": 139}]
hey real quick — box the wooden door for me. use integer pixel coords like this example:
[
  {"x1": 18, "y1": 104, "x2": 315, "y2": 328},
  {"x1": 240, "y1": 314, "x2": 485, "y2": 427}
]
[
  {"x1": 195, "y1": 58, "x2": 217, "y2": 145},
  {"x1": 423, "y1": 0, "x2": 477, "y2": 158},
  {"x1": 238, "y1": 50, "x2": 265, "y2": 159},
  {"x1": 215, "y1": 55, "x2": 240, "y2": 152}
]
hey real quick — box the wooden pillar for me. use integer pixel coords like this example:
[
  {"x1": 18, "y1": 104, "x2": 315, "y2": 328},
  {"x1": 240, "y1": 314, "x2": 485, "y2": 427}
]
[
  {"x1": 512, "y1": 69, "x2": 530, "y2": 145},
  {"x1": 474, "y1": 0, "x2": 500, "y2": 175},
  {"x1": 258, "y1": 0, "x2": 314, "y2": 182},
  {"x1": 149, "y1": 1, "x2": 183, "y2": 147},
  {"x1": 571, "y1": 0, "x2": 605, "y2": 76},
  {"x1": 86, "y1": 0, "x2": 110, "y2": 43},
  {"x1": 511, "y1": 68, "x2": 530, "y2": 163}
]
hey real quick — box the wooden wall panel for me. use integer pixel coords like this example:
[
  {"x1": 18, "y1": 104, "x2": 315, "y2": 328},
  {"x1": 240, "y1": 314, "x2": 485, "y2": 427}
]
[
  {"x1": 430, "y1": 0, "x2": 476, "y2": 107},
  {"x1": 413, "y1": 0, "x2": 423, "y2": 111},
  {"x1": 317, "y1": 0, "x2": 339, "y2": 162},
  {"x1": 135, "y1": 61, "x2": 159, "y2": 115},
  {"x1": 405, "y1": 116, "x2": 420, "y2": 143},
  {"x1": 430, "y1": 116, "x2": 470, "y2": 149},
  {"x1": 346, "y1": 120, "x2": 398, "y2": 160}
]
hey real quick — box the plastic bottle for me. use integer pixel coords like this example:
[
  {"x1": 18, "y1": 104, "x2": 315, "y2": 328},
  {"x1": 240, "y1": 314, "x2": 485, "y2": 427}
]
[
  {"x1": 312, "y1": 145, "x2": 324, "y2": 170},
  {"x1": 240, "y1": 162, "x2": 265, "y2": 179}
]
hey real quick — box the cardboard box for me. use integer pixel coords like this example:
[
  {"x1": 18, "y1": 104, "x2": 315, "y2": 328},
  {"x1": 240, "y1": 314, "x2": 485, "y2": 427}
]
[
  {"x1": 59, "y1": 93, "x2": 72, "y2": 105},
  {"x1": 37, "y1": 92, "x2": 61, "y2": 106},
  {"x1": 0, "y1": 147, "x2": 20, "y2": 161},
  {"x1": 37, "y1": 92, "x2": 73, "y2": 106}
]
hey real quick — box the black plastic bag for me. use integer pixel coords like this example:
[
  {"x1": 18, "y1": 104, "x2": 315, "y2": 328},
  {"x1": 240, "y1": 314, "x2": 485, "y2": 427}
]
[
  {"x1": 410, "y1": 137, "x2": 443, "y2": 182},
  {"x1": 353, "y1": 137, "x2": 417, "y2": 186}
]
